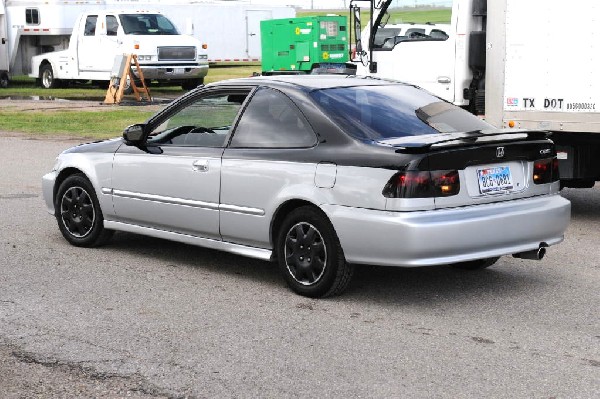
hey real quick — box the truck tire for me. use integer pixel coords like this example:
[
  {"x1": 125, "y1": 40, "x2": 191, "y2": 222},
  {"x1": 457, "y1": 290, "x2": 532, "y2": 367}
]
[
  {"x1": 181, "y1": 78, "x2": 203, "y2": 90},
  {"x1": 0, "y1": 72, "x2": 8, "y2": 88},
  {"x1": 40, "y1": 64, "x2": 60, "y2": 89}
]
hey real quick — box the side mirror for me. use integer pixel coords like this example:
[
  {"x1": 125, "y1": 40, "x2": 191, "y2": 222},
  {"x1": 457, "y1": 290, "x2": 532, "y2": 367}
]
[{"x1": 123, "y1": 124, "x2": 145, "y2": 144}]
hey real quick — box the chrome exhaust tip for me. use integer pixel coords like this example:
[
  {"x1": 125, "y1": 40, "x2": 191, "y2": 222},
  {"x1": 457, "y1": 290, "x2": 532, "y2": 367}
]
[{"x1": 512, "y1": 244, "x2": 547, "y2": 260}]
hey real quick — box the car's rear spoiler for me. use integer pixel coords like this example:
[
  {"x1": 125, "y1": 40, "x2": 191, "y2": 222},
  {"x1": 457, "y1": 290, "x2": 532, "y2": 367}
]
[{"x1": 383, "y1": 130, "x2": 551, "y2": 154}]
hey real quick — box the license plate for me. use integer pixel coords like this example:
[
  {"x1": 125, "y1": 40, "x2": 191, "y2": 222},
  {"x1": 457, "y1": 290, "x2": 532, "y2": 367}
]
[
  {"x1": 174, "y1": 68, "x2": 184, "y2": 74},
  {"x1": 477, "y1": 165, "x2": 514, "y2": 194}
]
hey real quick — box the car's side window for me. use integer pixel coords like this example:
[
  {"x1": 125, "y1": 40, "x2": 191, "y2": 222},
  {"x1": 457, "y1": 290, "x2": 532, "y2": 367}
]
[
  {"x1": 147, "y1": 92, "x2": 248, "y2": 147},
  {"x1": 230, "y1": 88, "x2": 317, "y2": 148}
]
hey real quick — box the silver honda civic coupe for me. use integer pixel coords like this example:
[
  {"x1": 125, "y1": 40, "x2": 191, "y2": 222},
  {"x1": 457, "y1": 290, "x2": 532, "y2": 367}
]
[{"x1": 42, "y1": 75, "x2": 571, "y2": 297}]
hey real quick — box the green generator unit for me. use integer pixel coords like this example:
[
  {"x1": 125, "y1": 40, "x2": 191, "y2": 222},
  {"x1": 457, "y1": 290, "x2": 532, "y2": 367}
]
[{"x1": 260, "y1": 15, "x2": 356, "y2": 75}]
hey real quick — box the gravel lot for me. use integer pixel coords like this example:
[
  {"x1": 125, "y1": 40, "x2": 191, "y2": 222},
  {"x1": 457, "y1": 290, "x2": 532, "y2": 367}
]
[{"x1": 0, "y1": 129, "x2": 599, "y2": 398}]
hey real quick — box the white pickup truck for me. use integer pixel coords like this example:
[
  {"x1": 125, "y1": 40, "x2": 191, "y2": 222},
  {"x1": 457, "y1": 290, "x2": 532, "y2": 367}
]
[{"x1": 29, "y1": 10, "x2": 209, "y2": 90}]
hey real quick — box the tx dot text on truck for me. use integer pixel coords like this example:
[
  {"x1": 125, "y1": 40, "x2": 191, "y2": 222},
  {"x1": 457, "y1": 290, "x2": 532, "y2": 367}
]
[
  {"x1": 350, "y1": 0, "x2": 600, "y2": 189},
  {"x1": 29, "y1": 10, "x2": 209, "y2": 90}
]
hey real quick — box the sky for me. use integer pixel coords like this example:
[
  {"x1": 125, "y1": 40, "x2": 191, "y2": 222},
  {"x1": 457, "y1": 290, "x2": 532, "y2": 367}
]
[{"x1": 248, "y1": 0, "x2": 452, "y2": 9}]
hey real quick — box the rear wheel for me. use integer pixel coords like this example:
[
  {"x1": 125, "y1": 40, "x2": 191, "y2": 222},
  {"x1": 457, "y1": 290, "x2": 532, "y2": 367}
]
[
  {"x1": 277, "y1": 206, "x2": 353, "y2": 297},
  {"x1": 0, "y1": 72, "x2": 9, "y2": 88},
  {"x1": 55, "y1": 174, "x2": 113, "y2": 247},
  {"x1": 40, "y1": 64, "x2": 60, "y2": 88},
  {"x1": 452, "y1": 257, "x2": 500, "y2": 270}
]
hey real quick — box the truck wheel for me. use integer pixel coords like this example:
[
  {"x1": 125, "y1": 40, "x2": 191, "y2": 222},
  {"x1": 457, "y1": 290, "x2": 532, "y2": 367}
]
[
  {"x1": 40, "y1": 64, "x2": 60, "y2": 89},
  {"x1": 181, "y1": 78, "x2": 203, "y2": 90},
  {"x1": 0, "y1": 72, "x2": 8, "y2": 88}
]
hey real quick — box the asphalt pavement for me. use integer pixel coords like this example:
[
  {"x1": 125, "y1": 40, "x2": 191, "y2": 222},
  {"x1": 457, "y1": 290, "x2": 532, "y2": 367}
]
[{"x1": 1, "y1": 133, "x2": 599, "y2": 398}]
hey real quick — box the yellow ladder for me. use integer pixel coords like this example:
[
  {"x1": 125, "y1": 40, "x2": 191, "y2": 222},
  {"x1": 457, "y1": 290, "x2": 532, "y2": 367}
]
[{"x1": 104, "y1": 54, "x2": 152, "y2": 104}]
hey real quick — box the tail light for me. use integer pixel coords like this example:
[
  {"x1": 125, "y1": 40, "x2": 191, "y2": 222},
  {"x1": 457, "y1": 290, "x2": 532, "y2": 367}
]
[
  {"x1": 533, "y1": 158, "x2": 559, "y2": 184},
  {"x1": 383, "y1": 170, "x2": 460, "y2": 198}
]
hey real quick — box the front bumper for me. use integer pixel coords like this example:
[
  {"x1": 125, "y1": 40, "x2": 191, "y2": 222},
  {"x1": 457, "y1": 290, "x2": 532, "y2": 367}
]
[
  {"x1": 42, "y1": 170, "x2": 58, "y2": 215},
  {"x1": 132, "y1": 63, "x2": 209, "y2": 80},
  {"x1": 323, "y1": 194, "x2": 571, "y2": 267}
]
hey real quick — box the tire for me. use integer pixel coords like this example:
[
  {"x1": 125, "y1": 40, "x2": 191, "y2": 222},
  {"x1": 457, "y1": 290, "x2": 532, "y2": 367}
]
[
  {"x1": 55, "y1": 174, "x2": 113, "y2": 247},
  {"x1": 0, "y1": 72, "x2": 8, "y2": 88},
  {"x1": 181, "y1": 78, "x2": 203, "y2": 91},
  {"x1": 276, "y1": 206, "x2": 353, "y2": 298},
  {"x1": 451, "y1": 257, "x2": 500, "y2": 270},
  {"x1": 40, "y1": 64, "x2": 60, "y2": 89},
  {"x1": 94, "y1": 80, "x2": 110, "y2": 89},
  {"x1": 122, "y1": 76, "x2": 134, "y2": 95}
]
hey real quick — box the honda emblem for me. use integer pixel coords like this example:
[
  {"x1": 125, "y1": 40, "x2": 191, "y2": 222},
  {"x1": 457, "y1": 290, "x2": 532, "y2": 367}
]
[{"x1": 496, "y1": 147, "x2": 505, "y2": 158}]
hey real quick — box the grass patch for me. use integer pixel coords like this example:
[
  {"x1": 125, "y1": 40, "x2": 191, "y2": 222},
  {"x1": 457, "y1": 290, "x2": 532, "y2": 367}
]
[
  {"x1": 0, "y1": 66, "x2": 258, "y2": 138},
  {"x1": 205, "y1": 64, "x2": 261, "y2": 83},
  {"x1": 0, "y1": 108, "x2": 155, "y2": 139},
  {"x1": 0, "y1": 8, "x2": 449, "y2": 138}
]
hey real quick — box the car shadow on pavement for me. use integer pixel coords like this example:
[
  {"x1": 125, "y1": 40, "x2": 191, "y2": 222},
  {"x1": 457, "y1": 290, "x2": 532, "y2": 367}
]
[
  {"x1": 106, "y1": 231, "x2": 283, "y2": 288},
  {"x1": 561, "y1": 185, "x2": 600, "y2": 221},
  {"x1": 343, "y1": 261, "x2": 546, "y2": 305},
  {"x1": 104, "y1": 231, "x2": 546, "y2": 305}
]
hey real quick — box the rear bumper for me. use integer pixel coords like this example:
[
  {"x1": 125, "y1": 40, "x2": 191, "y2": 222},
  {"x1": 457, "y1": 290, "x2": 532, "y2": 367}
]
[
  {"x1": 133, "y1": 63, "x2": 208, "y2": 80},
  {"x1": 323, "y1": 194, "x2": 571, "y2": 267}
]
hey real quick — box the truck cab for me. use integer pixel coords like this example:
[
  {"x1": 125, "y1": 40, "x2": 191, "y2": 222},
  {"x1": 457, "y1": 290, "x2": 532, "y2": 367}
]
[{"x1": 30, "y1": 10, "x2": 209, "y2": 90}]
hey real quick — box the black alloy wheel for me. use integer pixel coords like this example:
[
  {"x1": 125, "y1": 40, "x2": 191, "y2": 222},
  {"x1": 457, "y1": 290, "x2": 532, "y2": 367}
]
[
  {"x1": 285, "y1": 221, "x2": 327, "y2": 286},
  {"x1": 55, "y1": 174, "x2": 113, "y2": 247},
  {"x1": 61, "y1": 185, "x2": 95, "y2": 238},
  {"x1": 277, "y1": 206, "x2": 353, "y2": 297}
]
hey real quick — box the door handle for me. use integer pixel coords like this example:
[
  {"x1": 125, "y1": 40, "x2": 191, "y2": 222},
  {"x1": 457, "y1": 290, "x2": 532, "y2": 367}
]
[
  {"x1": 192, "y1": 160, "x2": 209, "y2": 172},
  {"x1": 437, "y1": 76, "x2": 451, "y2": 84}
]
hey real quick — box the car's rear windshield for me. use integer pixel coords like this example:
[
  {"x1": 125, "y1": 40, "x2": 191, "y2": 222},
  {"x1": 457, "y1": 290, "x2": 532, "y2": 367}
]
[{"x1": 310, "y1": 84, "x2": 492, "y2": 141}]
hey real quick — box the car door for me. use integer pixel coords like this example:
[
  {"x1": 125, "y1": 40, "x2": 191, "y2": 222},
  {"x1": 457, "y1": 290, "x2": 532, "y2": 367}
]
[
  {"x1": 111, "y1": 89, "x2": 248, "y2": 240},
  {"x1": 220, "y1": 87, "x2": 319, "y2": 248}
]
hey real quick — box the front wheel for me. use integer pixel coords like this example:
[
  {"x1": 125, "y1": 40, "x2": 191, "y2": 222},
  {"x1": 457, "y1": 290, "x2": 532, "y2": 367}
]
[
  {"x1": 40, "y1": 64, "x2": 60, "y2": 88},
  {"x1": 55, "y1": 174, "x2": 113, "y2": 247},
  {"x1": 277, "y1": 206, "x2": 353, "y2": 297}
]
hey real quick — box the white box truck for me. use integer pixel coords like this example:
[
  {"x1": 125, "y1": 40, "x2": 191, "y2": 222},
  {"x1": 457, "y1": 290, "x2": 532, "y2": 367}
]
[
  {"x1": 0, "y1": 0, "x2": 294, "y2": 87},
  {"x1": 351, "y1": 0, "x2": 600, "y2": 188},
  {"x1": 29, "y1": 9, "x2": 209, "y2": 89}
]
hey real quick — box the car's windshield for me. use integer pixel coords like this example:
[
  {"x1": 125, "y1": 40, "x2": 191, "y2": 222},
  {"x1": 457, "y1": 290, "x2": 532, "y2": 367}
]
[
  {"x1": 310, "y1": 85, "x2": 492, "y2": 142},
  {"x1": 119, "y1": 14, "x2": 179, "y2": 35}
]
